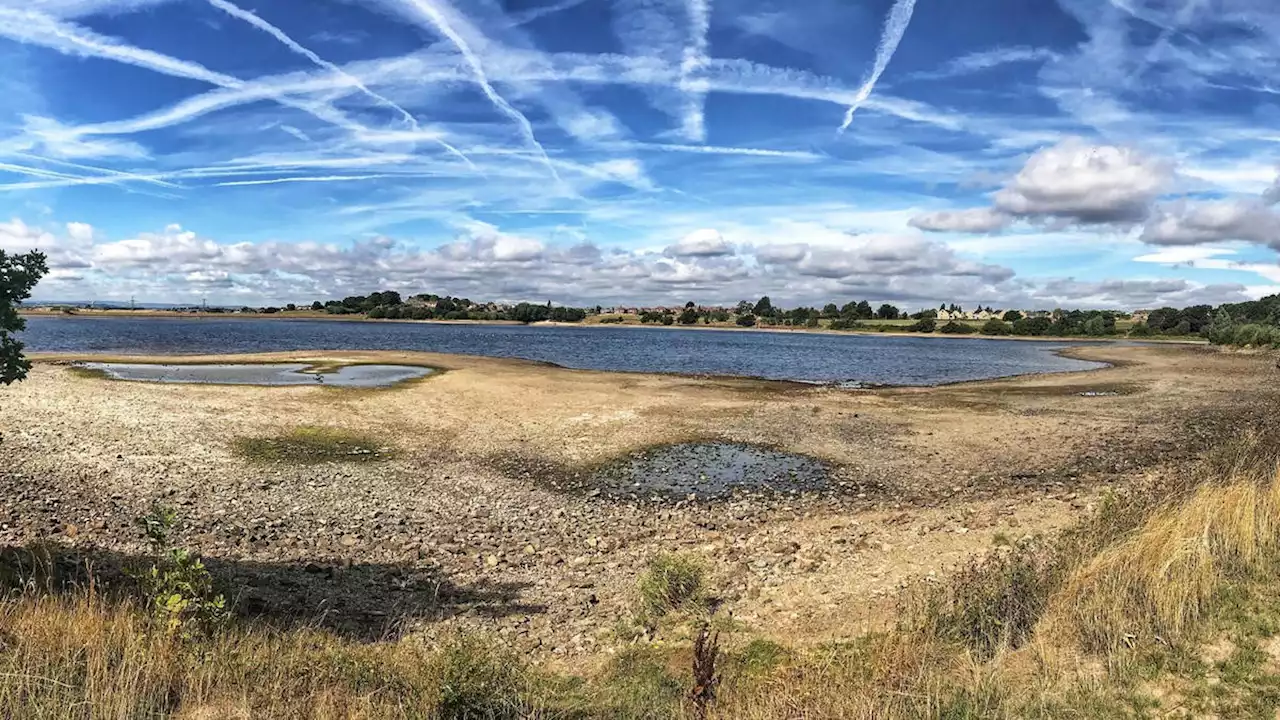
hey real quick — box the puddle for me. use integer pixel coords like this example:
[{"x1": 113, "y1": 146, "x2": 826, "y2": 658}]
[
  {"x1": 77, "y1": 362, "x2": 433, "y2": 388},
  {"x1": 586, "y1": 442, "x2": 830, "y2": 500}
]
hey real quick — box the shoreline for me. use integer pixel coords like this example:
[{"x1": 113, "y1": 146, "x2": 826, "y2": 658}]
[
  {"x1": 20, "y1": 308, "x2": 1208, "y2": 345},
  {"x1": 30, "y1": 344, "x2": 1117, "y2": 392}
]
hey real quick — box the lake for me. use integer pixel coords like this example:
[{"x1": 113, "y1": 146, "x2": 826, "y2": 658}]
[{"x1": 18, "y1": 316, "x2": 1105, "y2": 386}]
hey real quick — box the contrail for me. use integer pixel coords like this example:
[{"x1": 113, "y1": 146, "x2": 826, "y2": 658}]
[
  {"x1": 838, "y1": 0, "x2": 919, "y2": 133},
  {"x1": 391, "y1": 0, "x2": 560, "y2": 182},
  {"x1": 679, "y1": 0, "x2": 712, "y2": 141},
  {"x1": 206, "y1": 0, "x2": 475, "y2": 169},
  {"x1": 214, "y1": 174, "x2": 396, "y2": 187}
]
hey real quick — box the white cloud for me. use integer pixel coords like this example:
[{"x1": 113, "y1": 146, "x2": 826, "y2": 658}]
[
  {"x1": 909, "y1": 208, "x2": 1011, "y2": 233},
  {"x1": 1141, "y1": 199, "x2": 1280, "y2": 250},
  {"x1": 993, "y1": 139, "x2": 1171, "y2": 224},
  {"x1": 667, "y1": 228, "x2": 733, "y2": 257}
]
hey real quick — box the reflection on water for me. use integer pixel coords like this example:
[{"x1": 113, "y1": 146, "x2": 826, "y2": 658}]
[{"x1": 80, "y1": 362, "x2": 433, "y2": 388}]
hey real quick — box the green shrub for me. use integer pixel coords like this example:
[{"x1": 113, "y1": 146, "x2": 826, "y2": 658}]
[
  {"x1": 736, "y1": 314, "x2": 757, "y2": 328},
  {"x1": 638, "y1": 554, "x2": 706, "y2": 620},
  {"x1": 981, "y1": 319, "x2": 1011, "y2": 336},
  {"x1": 908, "y1": 317, "x2": 936, "y2": 333},
  {"x1": 938, "y1": 321, "x2": 976, "y2": 335},
  {"x1": 828, "y1": 318, "x2": 860, "y2": 331},
  {"x1": 132, "y1": 503, "x2": 228, "y2": 636},
  {"x1": 906, "y1": 541, "x2": 1052, "y2": 660},
  {"x1": 432, "y1": 635, "x2": 532, "y2": 720}
]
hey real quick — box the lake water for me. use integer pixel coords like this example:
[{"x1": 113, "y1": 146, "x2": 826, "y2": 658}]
[
  {"x1": 19, "y1": 316, "x2": 1105, "y2": 386},
  {"x1": 80, "y1": 362, "x2": 434, "y2": 388}
]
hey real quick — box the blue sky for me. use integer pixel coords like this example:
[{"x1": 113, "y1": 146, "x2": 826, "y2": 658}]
[{"x1": 0, "y1": 0, "x2": 1278, "y2": 309}]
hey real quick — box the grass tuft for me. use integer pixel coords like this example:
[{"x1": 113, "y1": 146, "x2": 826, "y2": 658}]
[
  {"x1": 637, "y1": 554, "x2": 707, "y2": 621},
  {"x1": 232, "y1": 426, "x2": 392, "y2": 464}
]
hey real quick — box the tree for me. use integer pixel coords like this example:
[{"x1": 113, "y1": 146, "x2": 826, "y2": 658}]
[
  {"x1": 678, "y1": 307, "x2": 700, "y2": 325},
  {"x1": 876, "y1": 304, "x2": 900, "y2": 320},
  {"x1": 2, "y1": 250, "x2": 48, "y2": 386},
  {"x1": 736, "y1": 314, "x2": 757, "y2": 327},
  {"x1": 753, "y1": 296, "x2": 773, "y2": 317},
  {"x1": 981, "y1": 319, "x2": 1011, "y2": 336},
  {"x1": 822, "y1": 303, "x2": 839, "y2": 318},
  {"x1": 855, "y1": 301, "x2": 874, "y2": 319},
  {"x1": 908, "y1": 317, "x2": 936, "y2": 333},
  {"x1": 684, "y1": 301, "x2": 696, "y2": 310},
  {"x1": 1002, "y1": 310, "x2": 1023, "y2": 323},
  {"x1": 310, "y1": 301, "x2": 323, "y2": 311}
]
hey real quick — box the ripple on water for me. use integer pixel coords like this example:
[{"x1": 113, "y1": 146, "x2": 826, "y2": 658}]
[
  {"x1": 587, "y1": 442, "x2": 831, "y2": 500},
  {"x1": 78, "y1": 362, "x2": 433, "y2": 388}
]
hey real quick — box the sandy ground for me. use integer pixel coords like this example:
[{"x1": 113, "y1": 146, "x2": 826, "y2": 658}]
[{"x1": 1, "y1": 345, "x2": 1275, "y2": 661}]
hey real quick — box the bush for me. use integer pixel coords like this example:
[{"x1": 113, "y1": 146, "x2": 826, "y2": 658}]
[
  {"x1": 637, "y1": 554, "x2": 706, "y2": 620},
  {"x1": 909, "y1": 541, "x2": 1051, "y2": 660},
  {"x1": 938, "y1": 321, "x2": 976, "y2": 335},
  {"x1": 981, "y1": 319, "x2": 1011, "y2": 336},
  {"x1": 599, "y1": 316, "x2": 624, "y2": 324},
  {"x1": 431, "y1": 634, "x2": 533, "y2": 719},
  {"x1": 1011, "y1": 317, "x2": 1052, "y2": 336},
  {"x1": 1230, "y1": 324, "x2": 1280, "y2": 348},
  {"x1": 660, "y1": 314, "x2": 674, "y2": 326},
  {"x1": 907, "y1": 317, "x2": 936, "y2": 333},
  {"x1": 736, "y1": 314, "x2": 757, "y2": 327},
  {"x1": 828, "y1": 318, "x2": 860, "y2": 331},
  {"x1": 132, "y1": 504, "x2": 228, "y2": 636}
]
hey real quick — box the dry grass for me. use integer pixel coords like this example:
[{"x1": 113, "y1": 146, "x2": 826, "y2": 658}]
[
  {"x1": 6, "y1": 441, "x2": 1280, "y2": 718},
  {"x1": 0, "y1": 591, "x2": 559, "y2": 719},
  {"x1": 1039, "y1": 467, "x2": 1280, "y2": 655}
]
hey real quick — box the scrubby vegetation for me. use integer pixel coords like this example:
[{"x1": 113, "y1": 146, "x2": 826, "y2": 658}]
[
  {"x1": 2, "y1": 430, "x2": 1280, "y2": 717},
  {"x1": 233, "y1": 426, "x2": 392, "y2": 464}
]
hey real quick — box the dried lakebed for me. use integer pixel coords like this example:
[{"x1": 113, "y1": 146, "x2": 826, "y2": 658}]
[
  {"x1": 77, "y1": 362, "x2": 434, "y2": 387},
  {"x1": 6, "y1": 345, "x2": 1278, "y2": 658}
]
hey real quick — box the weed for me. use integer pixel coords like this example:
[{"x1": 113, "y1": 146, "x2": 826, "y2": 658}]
[
  {"x1": 431, "y1": 634, "x2": 532, "y2": 720},
  {"x1": 688, "y1": 622, "x2": 722, "y2": 719},
  {"x1": 637, "y1": 553, "x2": 707, "y2": 622},
  {"x1": 131, "y1": 503, "x2": 228, "y2": 636}
]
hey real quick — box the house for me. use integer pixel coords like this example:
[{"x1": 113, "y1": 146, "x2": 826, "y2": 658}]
[{"x1": 1131, "y1": 309, "x2": 1151, "y2": 324}]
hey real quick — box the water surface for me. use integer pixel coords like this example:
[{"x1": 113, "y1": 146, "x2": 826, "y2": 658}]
[
  {"x1": 588, "y1": 442, "x2": 831, "y2": 500},
  {"x1": 23, "y1": 316, "x2": 1104, "y2": 385},
  {"x1": 81, "y1": 362, "x2": 433, "y2": 387}
]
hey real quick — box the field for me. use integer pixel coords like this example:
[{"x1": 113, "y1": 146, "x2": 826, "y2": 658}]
[{"x1": 1, "y1": 344, "x2": 1276, "y2": 716}]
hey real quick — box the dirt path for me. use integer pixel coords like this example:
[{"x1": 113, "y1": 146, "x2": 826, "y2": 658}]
[{"x1": 1, "y1": 345, "x2": 1274, "y2": 659}]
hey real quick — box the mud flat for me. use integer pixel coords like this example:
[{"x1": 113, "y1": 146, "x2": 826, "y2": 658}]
[{"x1": 2, "y1": 345, "x2": 1276, "y2": 659}]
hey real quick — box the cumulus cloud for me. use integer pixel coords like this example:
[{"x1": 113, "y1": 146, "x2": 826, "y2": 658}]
[
  {"x1": 1141, "y1": 200, "x2": 1280, "y2": 249},
  {"x1": 666, "y1": 228, "x2": 733, "y2": 257},
  {"x1": 14, "y1": 217, "x2": 1268, "y2": 311},
  {"x1": 993, "y1": 139, "x2": 1171, "y2": 224},
  {"x1": 1265, "y1": 175, "x2": 1280, "y2": 206},
  {"x1": 909, "y1": 207, "x2": 1010, "y2": 233},
  {"x1": 752, "y1": 234, "x2": 1015, "y2": 284},
  {"x1": 753, "y1": 243, "x2": 809, "y2": 263},
  {"x1": 907, "y1": 139, "x2": 1172, "y2": 237},
  {"x1": 1029, "y1": 278, "x2": 1253, "y2": 308}
]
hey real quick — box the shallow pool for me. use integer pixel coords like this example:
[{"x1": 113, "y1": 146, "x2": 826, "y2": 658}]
[
  {"x1": 78, "y1": 362, "x2": 433, "y2": 388},
  {"x1": 587, "y1": 442, "x2": 831, "y2": 500}
]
